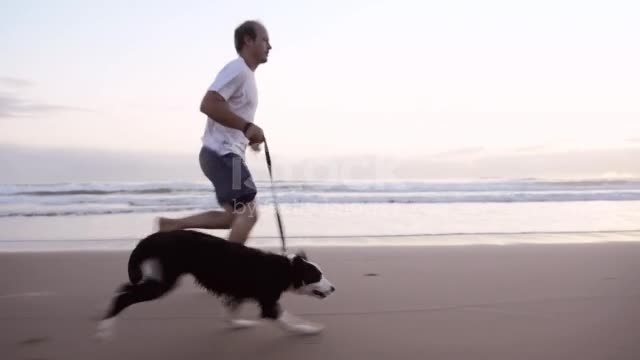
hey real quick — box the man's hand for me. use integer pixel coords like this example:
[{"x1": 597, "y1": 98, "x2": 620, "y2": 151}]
[
  {"x1": 250, "y1": 143, "x2": 262, "y2": 152},
  {"x1": 244, "y1": 123, "x2": 265, "y2": 145}
]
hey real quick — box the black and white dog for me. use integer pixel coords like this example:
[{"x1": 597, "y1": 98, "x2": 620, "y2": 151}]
[{"x1": 96, "y1": 229, "x2": 335, "y2": 339}]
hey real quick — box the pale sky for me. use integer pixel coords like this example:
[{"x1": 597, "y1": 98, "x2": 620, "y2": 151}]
[{"x1": 1, "y1": 0, "x2": 640, "y2": 180}]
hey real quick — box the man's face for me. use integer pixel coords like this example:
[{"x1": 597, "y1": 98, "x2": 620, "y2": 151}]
[{"x1": 248, "y1": 25, "x2": 271, "y2": 64}]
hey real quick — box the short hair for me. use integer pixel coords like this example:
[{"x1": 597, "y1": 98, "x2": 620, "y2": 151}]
[{"x1": 234, "y1": 20, "x2": 261, "y2": 53}]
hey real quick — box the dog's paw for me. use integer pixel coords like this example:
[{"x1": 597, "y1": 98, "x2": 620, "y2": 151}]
[
  {"x1": 286, "y1": 322, "x2": 324, "y2": 336},
  {"x1": 227, "y1": 319, "x2": 261, "y2": 329},
  {"x1": 275, "y1": 313, "x2": 324, "y2": 336},
  {"x1": 95, "y1": 319, "x2": 115, "y2": 342}
]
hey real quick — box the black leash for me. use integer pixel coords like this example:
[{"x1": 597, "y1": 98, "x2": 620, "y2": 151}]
[{"x1": 263, "y1": 139, "x2": 287, "y2": 254}]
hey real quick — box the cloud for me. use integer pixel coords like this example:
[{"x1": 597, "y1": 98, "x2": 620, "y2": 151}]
[
  {"x1": 0, "y1": 77, "x2": 34, "y2": 88},
  {"x1": 432, "y1": 147, "x2": 485, "y2": 158},
  {"x1": 513, "y1": 145, "x2": 547, "y2": 153},
  {"x1": 0, "y1": 93, "x2": 90, "y2": 118},
  {"x1": 0, "y1": 77, "x2": 91, "y2": 118},
  {"x1": 0, "y1": 144, "x2": 203, "y2": 184}
]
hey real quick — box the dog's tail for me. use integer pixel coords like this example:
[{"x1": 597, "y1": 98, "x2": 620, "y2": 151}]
[{"x1": 127, "y1": 246, "x2": 145, "y2": 284}]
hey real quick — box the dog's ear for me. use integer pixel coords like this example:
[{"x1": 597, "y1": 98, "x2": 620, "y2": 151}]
[
  {"x1": 290, "y1": 253, "x2": 306, "y2": 288},
  {"x1": 296, "y1": 250, "x2": 307, "y2": 260}
]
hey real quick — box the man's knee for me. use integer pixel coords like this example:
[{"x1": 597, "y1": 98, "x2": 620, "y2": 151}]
[
  {"x1": 219, "y1": 208, "x2": 235, "y2": 228},
  {"x1": 222, "y1": 205, "x2": 236, "y2": 221},
  {"x1": 247, "y1": 203, "x2": 259, "y2": 224},
  {"x1": 231, "y1": 201, "x2": 259, "y2": 222}
]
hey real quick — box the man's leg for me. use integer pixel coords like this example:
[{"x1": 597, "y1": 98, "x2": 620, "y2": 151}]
[
  {"x1": 156, "y1": 206, "x2": 234, "y2": 232},
  {"x1": 227, "y1": 200, "x2": 258, "y2": 245},
  {"x1": 154, "y1": 146, "x2": 236, "y2": 232}
]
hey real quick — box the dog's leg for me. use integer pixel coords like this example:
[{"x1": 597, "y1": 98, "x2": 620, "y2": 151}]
[
  {"x1": 102, "y1": 280, "x2": 173, "y2": 317},
  {"x1": 222, "y1": 298, "x2": 260, "y2": 329},
  {"x1": 94, "y1": 282, "x2": 135, "y2": 341},
  {"x1": 260, "y1": 300, "x2": 324, "y2": 336},
  {"x1": 115, "y1": 282, "x2": 136, "y2": 294},
  {"x1": 96, "y1": 278, "x2": 175, "y2": 341}
]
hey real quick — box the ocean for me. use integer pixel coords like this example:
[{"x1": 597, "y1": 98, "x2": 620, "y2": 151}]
[{"x1": 1, "y1": 179, "x2": 639, "y2": 251}]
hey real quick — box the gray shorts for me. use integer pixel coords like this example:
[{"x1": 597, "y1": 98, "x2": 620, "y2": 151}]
[{"x1": 199, "y1": 146, "x2": 257, "y2": 208}]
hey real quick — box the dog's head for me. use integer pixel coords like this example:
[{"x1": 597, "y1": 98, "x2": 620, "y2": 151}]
[{"x1": 289, "y1": 251, "x2": 335, "y2": 299}]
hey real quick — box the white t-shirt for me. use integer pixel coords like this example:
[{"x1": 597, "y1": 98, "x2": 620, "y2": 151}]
[{"x1": 201, "y1": 57, "x2": 258, "y2": 157}]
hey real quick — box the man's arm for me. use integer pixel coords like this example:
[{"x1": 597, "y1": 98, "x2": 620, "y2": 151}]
[
  {"x1": 200, "y1": 90, "x2": 265, "y2": 143},
  {"x1": 200, "y1": 91, "x2": 249, "y2": 131}
]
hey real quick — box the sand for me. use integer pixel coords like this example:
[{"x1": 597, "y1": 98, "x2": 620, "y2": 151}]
[{"x1": 1, "y1": 243, "x2": 640, "y2": 359}]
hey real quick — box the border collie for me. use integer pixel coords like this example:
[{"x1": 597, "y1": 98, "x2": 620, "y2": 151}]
[{"x1": 96, "y1": 229, "x2": 335, "y2": 340}]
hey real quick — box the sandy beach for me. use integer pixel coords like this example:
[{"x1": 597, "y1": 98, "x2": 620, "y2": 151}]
[{"x1": 1, "y1": 242, "x2": 640, "y2": 359}]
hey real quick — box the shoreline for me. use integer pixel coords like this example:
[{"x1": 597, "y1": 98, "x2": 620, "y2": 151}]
[{"x1": 1, "y1": 230, "x2": 639, "y2": 253}]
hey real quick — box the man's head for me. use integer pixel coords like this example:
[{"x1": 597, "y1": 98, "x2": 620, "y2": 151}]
[{"x1": 234, "y1": 20, "x2": 271, "y2": 67}]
